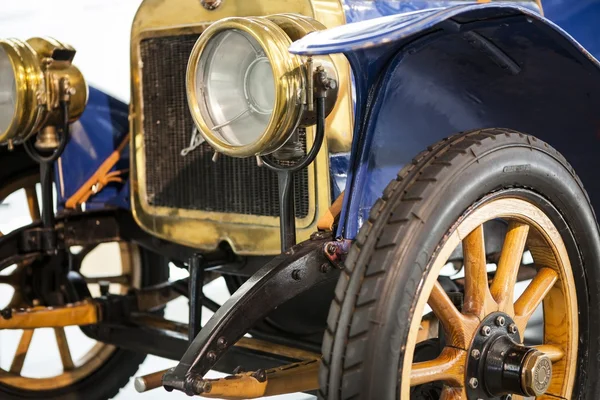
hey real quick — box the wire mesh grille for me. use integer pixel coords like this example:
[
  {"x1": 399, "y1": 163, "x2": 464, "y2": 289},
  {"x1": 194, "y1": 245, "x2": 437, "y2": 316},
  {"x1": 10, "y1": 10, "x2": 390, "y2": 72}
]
[{"x1": 139, "y1": 34, "x2": 310, "y2": 218}]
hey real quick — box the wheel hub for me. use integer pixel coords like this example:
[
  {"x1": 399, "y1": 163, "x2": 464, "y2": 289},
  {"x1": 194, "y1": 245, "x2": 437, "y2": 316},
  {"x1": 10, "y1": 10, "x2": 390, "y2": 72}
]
[{"x1": 466, "y1": 312, "x2": 552, "y2": 399}]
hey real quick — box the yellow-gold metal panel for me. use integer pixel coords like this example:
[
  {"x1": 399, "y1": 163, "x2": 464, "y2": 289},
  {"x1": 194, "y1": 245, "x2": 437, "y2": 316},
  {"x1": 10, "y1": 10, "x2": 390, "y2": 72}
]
[{"x1": 130, "y1": 0, "x2": 353, "y2": 255}]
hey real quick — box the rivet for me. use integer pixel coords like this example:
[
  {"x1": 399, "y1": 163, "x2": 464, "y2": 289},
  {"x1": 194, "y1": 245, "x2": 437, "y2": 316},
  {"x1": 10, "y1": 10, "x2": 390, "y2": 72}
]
[
  {"x1": 217, "y1": 337, "x2": 227, "y2": 349},
  {"x1": 508, "y1": 323, "x2": 518, "y2": 334},
  {"x1": 471, "y1": 349, "x2": 481, "y2": 360},
  {"x1": 469, "y1": 377, "x2": 479, "y2": 389},
  {"x1": 481, "y1": 326, "x2": 491, "y2": 336},
  {"x1": 206, "y1": 351, "x2": 217, "y2": 362},
  {"x1": 292, "y1": 269, "x2": 302, "y2": 281},
  {"x1": 495, "y1": 315, "x2": 506, "y2": 327}
]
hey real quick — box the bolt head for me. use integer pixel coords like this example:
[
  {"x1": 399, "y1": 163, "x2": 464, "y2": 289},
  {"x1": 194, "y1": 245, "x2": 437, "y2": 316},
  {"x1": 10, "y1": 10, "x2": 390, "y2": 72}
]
[
  {"x1": 326, "y1": 243, "x2": 337, "y2": 254},
  {"x1": 468, "y1": 377, "x2": 479, "y2": 389},
  {"x1": 495, "y1": 315, "x2": 506, "y2": 327},
  {"x1": 320, "y1": 263, "x2": 332, "y2": 273},
  {"x1": 508, "y1": 323, "x2": 518, "y2": 334},
  {"x1": 522, "y1": 351, "x2": 552, "y2": 396},
  {"x1": 481, "y1": 325, "x2": 492, "y2": 336},
  {"x1": 471, "y1": 349, "x2": 481, "y2": 360}
]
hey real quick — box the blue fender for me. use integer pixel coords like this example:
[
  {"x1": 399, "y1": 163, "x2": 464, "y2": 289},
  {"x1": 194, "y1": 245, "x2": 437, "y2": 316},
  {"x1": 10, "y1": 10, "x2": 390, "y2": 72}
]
[
  {"x1": 291, "y1": 4, "x2": 600, "y2": 239},
  {"x1": 54, "y1": 86, "x2": 131, "y2": 210}
]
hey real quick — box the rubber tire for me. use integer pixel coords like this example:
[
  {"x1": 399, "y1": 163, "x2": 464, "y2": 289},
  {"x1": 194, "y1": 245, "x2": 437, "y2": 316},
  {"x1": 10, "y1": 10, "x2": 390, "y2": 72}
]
[
  {"x1": 319, "y1": 128, "x2": 600, "y2": 399},
  {"x1": 0, "y1": 149, "x2": 170, "y2": 400}
]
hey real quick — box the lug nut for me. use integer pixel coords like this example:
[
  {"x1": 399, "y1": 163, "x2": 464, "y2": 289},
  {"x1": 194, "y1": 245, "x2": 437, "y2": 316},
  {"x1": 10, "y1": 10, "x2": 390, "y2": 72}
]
[
  {"x1": 471, "y1": 349, "x2": 481, "y2": 360},
  {"x1": 481, "y1": 326, "x2": 491, "y2": 336},
  {"x1": 469, "y1": 377, "x2": 479, "y2": 389},
  {"x1": 508, "y1": 323, "x2": 518, "y2": 334},
  {"x1": 495, "y1": 316, "x2": 506, "y2": 327}
]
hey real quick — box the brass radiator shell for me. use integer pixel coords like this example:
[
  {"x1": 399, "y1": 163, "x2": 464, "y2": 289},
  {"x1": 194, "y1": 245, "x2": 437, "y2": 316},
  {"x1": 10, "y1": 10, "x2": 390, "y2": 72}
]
[{"x1": 130, "y1": 0, "x2": 353, "y2": 254}]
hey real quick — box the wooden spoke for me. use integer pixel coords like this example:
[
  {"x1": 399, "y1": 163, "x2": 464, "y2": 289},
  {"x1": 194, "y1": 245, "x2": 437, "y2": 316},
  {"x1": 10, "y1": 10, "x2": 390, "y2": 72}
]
[
  {"x1": 514, "y1": 267, "x2": 558, "y2": 332},
  {"x1": 440, "y1": 386, "x2": 466, "y2": 400},
  {"x1": 410, "y1": 347, "x2": 466, "y2": 387},
  {"x1": 9, "y1": 329, "x2": 34, "y2": 374},
  {"x1": 24, "y1": 186, "x2": 40, "y2": 221},
  {"x1": 490, "y1": 221, "x2": 530, "y2": 316},
  {"x1": 54, "y1": 328, "x2": 75, "y2": 371},
  {"x1": 462, "y1": 225, "x2": 496, "y2": 319},
  {"x1": 533, "y1": 344, "x2": 565, "y2": 362},
  {"x1": 428, "y1": 282, "x2": 479, "y2": 349}
]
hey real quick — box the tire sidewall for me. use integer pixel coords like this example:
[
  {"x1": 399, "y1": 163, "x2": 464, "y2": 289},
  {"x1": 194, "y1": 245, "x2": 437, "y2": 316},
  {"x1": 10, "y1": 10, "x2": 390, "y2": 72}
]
[{"x1": 351, "y1": 140, "x2": 600, "y2": 399}]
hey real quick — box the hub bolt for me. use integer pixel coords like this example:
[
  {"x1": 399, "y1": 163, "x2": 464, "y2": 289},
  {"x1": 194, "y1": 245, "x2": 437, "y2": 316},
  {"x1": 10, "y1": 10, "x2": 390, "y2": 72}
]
[
  {"x1": 495, "y1": 315, "x2": 506, "y2": 327},
  {"x1": 471, "y1": 349, "x2": 481, "y2": 360},
  {"x1": 481, "y1": 325, "x2": 492, "y2": 336},
  {"x1": 508, "y1": 323, "x2": 518, "y2": 334},
  {"x1": 468, "y1": 377, "x2": 479, "y2": 389}
]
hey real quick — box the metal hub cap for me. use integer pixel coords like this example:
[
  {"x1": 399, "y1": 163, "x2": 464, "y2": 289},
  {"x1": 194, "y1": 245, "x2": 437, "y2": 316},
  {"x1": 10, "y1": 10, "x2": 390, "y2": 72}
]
[
  {"x1": 522, "y1": 350, "x2": 553, "y2": 396},
  {"x1": 466, "y1": 312, "x2": 552, "y2": 399}
]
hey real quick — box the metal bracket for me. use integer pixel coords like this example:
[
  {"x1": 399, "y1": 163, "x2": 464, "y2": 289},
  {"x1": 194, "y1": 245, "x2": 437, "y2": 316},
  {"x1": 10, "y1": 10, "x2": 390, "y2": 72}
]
[{"x1": 162, "y1": 234, "x2": 338, "y2": 395}]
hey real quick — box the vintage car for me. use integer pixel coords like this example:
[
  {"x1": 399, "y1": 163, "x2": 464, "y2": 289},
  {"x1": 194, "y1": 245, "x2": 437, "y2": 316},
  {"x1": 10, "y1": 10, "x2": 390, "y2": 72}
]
[{"x1": 0, "y1": 0, "x2": 599, "y2": 399}]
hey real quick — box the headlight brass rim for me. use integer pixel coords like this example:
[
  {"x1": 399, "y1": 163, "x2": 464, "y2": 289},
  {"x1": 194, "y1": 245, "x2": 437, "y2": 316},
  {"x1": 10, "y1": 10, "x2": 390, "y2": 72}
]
[
  {"x1": 0, "y1": 39, "x2": 43, "y2": 144},
  {"x1": 186, "y1": 17, "x2": 305, "y2": 157}
]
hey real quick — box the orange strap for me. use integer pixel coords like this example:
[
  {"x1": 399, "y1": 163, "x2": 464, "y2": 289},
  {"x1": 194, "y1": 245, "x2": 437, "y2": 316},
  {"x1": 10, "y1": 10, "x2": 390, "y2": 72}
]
[
  {"x1": 65, "y1": 133, "x2": 130, "y2": 209},
  {"x1": 317, "y1": 191, "x2": 345, "y2": 231}
]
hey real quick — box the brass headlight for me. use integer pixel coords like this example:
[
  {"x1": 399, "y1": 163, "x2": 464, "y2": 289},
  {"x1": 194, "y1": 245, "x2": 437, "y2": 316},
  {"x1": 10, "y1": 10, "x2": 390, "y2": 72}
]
[
  {"x1": 186, "y1": 14, "x2": 338, "y2": 158},
  {"x1": 0, "y1": 37, "x2": 87, "y2": 145}
]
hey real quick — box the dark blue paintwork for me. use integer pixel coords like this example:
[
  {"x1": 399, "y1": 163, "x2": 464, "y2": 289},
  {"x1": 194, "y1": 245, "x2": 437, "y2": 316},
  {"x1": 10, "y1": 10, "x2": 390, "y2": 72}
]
[
  {"x1": 291, "y1": 4, "x2": 600, "y2": 239},
  {"x1": 54, "y1": 86, "x2": 130, "y2": 210},
  {"x1": 544, "y1": 0, "x2": 600, "y2": 60},
  {"x1": 340, "y1": 0, "x2": 541, "y2": 23}
]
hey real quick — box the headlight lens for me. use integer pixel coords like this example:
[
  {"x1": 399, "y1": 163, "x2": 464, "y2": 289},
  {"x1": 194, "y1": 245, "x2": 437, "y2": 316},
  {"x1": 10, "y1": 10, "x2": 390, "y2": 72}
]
[
  {"x1": 0, "y1": 47, "x2": 16, "y2": 137},
  {"x1": 195, "y1": 29, "x2": 275, "y2": 146},
  {"x1": 0, "y1": 38, "x2": 87, "y2": 145},
  {"x1": 187, "y1": 15, "x2": 339, "y2": 158},
  {"x1": 187, "y1": 17, "x2": 307, "y2": 158}
]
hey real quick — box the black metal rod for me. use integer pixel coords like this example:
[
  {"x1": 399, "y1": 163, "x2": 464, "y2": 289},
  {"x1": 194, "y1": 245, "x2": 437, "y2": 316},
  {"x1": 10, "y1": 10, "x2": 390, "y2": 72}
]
[
  {"x1": 262, "y1": 97, "x2": 327, "y2": 252},
  {"x1": 277, "y1": 171, "x2": 296, "y2": 252},
  {"x1": 40, "y1": 161, "x2": 54, "y2": 230},
  {"x1": 188, "y1": 255, "x2": 204, "y2": 343}
]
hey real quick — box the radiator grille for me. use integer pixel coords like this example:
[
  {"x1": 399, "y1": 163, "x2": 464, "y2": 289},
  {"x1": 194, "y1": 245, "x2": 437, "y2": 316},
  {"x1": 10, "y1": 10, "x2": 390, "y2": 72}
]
[{"x1": 140, "y1": 34, "x2": 310, "y2": 218}]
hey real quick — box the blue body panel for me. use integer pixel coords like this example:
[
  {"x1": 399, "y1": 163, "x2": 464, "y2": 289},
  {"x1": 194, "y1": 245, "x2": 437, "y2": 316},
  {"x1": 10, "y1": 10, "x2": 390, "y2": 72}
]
[
  {"x1": 292, "y1": 4, "x2": 600, "y2": 239},
  {"x1": 544, "y1": 0, "x2": 600, "y2": 59},
  {"x1": 55, "y1": 86, "x2": 130, "y2": 210}
]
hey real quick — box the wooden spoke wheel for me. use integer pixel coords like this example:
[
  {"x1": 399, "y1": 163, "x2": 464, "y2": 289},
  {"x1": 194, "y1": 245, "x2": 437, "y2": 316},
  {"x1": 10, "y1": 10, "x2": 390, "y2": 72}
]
[
  {"x1": 320, "y1": 130, "x2": 600, "y2": 400},
  {"x1": 0, "y1": 158, "x2": 168, "y2": 399}
]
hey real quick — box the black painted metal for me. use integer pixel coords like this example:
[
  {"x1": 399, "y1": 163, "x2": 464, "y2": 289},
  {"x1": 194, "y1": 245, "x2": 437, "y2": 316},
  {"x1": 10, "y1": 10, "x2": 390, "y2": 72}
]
[
  {"x1": 485, "y1": 336, "x2": 532, "y2": 396},
  {"x1": 466, "y1": 312, "x2": 528, "y2": 399},
  {"x1": 261, "y1": 96, "x2": 327, "y2": 252},
  {"x1": 162, "y1": 235, "x2": 336, "y2": 395},
  {"x1": 87, "y1": 322, "x2": 293, "y2": 373},
  {"x1": 189, "y1": 255, "x2": 204, "y2": 343},
  {"x1": 277, "y1": 171, "x2": 296, "y2": 251}
]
